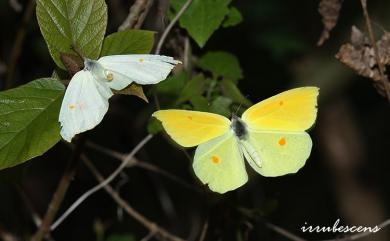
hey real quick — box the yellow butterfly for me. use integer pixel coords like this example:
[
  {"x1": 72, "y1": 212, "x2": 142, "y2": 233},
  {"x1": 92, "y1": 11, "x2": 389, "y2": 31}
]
[{"x1": 152, "y1": 87, "x2": 319, "y2": 193}]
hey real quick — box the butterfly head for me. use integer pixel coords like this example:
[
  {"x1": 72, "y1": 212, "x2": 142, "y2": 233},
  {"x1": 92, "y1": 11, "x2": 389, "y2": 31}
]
[
  {"x1": 84, "y1": 58, "x2": 97, "y2": 71},
  {"x1": 231, "y1": 115, "x2": 248, "y2": 140},
  {"x1": 84, "y1": 59, "x2": 112, "y2": 81}
]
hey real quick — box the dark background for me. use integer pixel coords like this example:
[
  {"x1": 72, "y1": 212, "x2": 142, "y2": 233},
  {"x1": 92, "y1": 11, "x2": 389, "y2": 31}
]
[{"x1": 0, "y1": 0, "x2": 389, "y2": 240}]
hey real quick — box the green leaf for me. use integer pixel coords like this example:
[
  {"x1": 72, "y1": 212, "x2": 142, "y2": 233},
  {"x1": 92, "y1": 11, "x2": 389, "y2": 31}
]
[
  {"x1": 170, "y1": 0, "x2": 231, "y2": 47},
  {"x1": 156, "y1": 71, "x2": 188, "y2": 95},
  {"x1": 198, "y1": 51, "x2": 243, "y2": 82},
  {"x1": 0, "y1": 78, "x2": 65, "y2": 170},
  {"x1": 147, "y1": 118, "x2": 163, "y2": 134},
  {"x1": 106, "y1": 234, "x2": 135, "y2": 241},
  {"x1": 190, "y1": 95, "x2": 209, "y2": 111},
  {"x1": 101, "y1": 30, "x2": 155, "y2": 56},
  {"x1": 222, "y1": 7, "x2": 243, "y2": 28},
  {"x1": 36, "y1": 0, "x2": 108, "y2": 69},
  {"x1": 256, "y1": 29, "x2": 308, "y2": 60},
  {"x1": 220, "y1": 79, "x2": 252, "y2": 107},
  {"x1": 210, "y1": 96, "x2": 232, "y2": 117},
  {"x1": 176, "y1": 74, "x2": 206, "y2": 104}
]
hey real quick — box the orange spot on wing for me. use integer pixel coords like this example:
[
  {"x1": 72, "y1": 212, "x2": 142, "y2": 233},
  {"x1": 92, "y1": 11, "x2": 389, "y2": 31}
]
[
  {"x1": 278, "y1": 137, "x2": 286, "y2": 146},
  {"x1": 279, "y1": 101, "x2": 284, "y2": 106},
  {"x1": 211, "y1": 155, "x2": 220, "y2": 164}
]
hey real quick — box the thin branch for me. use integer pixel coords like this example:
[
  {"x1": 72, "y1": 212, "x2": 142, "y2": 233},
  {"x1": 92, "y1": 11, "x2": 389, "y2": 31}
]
[
  {"x1": 9, "y1": 0, "x2": 22, "y2": 12},
  {"x1": 5, "y1": 0, "x2": 35, "y2": 89},
  {"x1": 118, "y1": 0, "x2": 154, "y2": 31},
  {"x1": 86, "y1": 140, "x2": 199, "y2": 192},
  {"x1": 140, "y1": 231, "x2": 156, "y2": 241},
  {"x1": 0, "y1": 225, "x2": 18, "y2": 241},
  {"x1": 155, "y1": 0, "x2": 193, "y2": 54},
  {"x1": 50, "y1": 134, "x2": 153, "y2": 231},
  {"x1": 86, "y1": 141, "x2": 126, "y2": 161},
  {"x1": 321, "y1": 218, "x2": 390, "y2": 241},
  {"x1": 198, "y1": 219, "x2": 208, "y2": 241},
  {"x1": 360, "y1": 0, "x2": 390, "y2": 103},
  {"x1": 264, "y1": 222, "x2": 307, "y2": 241},
  {"x1": 30, "y1": 137, "x2": 85, "y2": 241},
  {"x1": 82, "y1": 155, "x2": 185, "y2": 241}
]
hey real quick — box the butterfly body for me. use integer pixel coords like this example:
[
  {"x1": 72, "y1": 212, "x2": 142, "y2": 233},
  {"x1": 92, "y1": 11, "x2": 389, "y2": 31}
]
[{"x1": 153, "y1": 87, "x2": 319, "y2": 193}]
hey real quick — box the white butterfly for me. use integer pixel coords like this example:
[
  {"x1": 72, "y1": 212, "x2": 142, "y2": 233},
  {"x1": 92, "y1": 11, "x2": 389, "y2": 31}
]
[{"x1": 59, "y1": 54, "x2": 181, "y2": 142}]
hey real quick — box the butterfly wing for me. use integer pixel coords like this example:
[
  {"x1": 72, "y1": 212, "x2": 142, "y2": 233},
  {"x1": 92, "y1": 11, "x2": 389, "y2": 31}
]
[
  {"x1": 59, "y1": 70, "x2": 113, "y2": 142},
  {"x1": 240, "y1": 87, "x2": 319, "y2": 176},
  {"x1": 242, "y1": 131, "x2": 312, "y2": 176},
  {"x1": 193, "y1": 132, "x2": 248, "y2": 194},
  {"x1": 242, "y1": 87, "x2": 319, "y2": 131},
  {"x1": 97, "y1": 54, "x2": 181, "y2": 90},
  {"x1": 152, "y1": 110, "x2": 230, "y2": 147}
]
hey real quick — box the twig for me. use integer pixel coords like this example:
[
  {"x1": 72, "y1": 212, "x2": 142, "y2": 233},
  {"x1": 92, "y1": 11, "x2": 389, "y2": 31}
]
[
  {"x1": 86, "y1": 141, "x2": 126, "y2": 161},
  {"x1": 265, "y1": 222, "x2": 307, "y2": 241},
  {"x1": 50, "y1": 134, "x2": 153, "y2": 230},
  {"x1": 5, "y1": 0, "x2": 35, "y2": 89},
  {"x1": 140, "y1": 231, "x2": 156, "y2": 241},
  {"x1": 118, "y1": 0, "x2": 154, "y2": 31},
  {"x1": 0, "y1": 225, "x2": 18, "y2": 241},
  {"x1": 9, "y1": 0, "x2": 22, "y2": 12},
  {"x1": 30, "y1": 137, "x2": 85, "y2": 241},
  {"x1": 82, "y1": 154, "x2": 185, "y2": 241},
  {"x1": 86, "y1": 140, "x2": 198, "y2": 192},
  {"x1": 360, "y1": 0, "x2": 390, "y2": 103},
  {"x1": 155, "y1": 0, "x2": 193, "y2": 54},
  {"x1": 321, "y1": 218, "x2": 390, "y2": 241},
  {"x1": 198, "y1": 219, "x2": 208, "y2": 241}
]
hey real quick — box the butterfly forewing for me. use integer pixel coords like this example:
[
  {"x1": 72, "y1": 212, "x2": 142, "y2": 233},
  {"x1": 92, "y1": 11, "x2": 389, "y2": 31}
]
[
  {"x1": 153, "y1": 110, "x2": 230, "y2": 147},
  {"x1": 242, "y1": 87, "x2": 319, "y2": 132},
  {"x1": 98, "y1": 55, "x2": 181, "y2": 89}
]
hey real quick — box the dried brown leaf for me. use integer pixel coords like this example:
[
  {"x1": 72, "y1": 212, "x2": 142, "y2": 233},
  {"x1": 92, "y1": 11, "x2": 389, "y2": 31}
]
[
  {"x1": 114, "y1": 83, "x2": 149, "y2": 102},
  {"x1": 336, "y1": 26, "x2": 390, "y2": 97},
  {"x1": 317, "y1": 0, "x2": 343, "y2": 46}
]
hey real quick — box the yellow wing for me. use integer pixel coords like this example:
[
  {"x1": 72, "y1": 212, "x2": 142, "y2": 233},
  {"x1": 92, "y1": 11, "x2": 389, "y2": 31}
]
[
  {"x1": 152, "y1": 110, "x2": 230, "y2": 147},
  {"x1": 242, "y1": 87, "x2": 319, "y2": 131}
]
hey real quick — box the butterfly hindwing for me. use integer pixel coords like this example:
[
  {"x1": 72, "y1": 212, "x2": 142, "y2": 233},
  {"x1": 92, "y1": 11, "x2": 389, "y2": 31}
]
[
  {"x1": 242, "y1": 130, "x2": 312, "y2": 177},
  {"x1": 242, "y1": 87, "x2": 319, "y2": 131},
  {"x1": 152, "y1": 110, "x2": 230, "y2": 147},
  {"x1": 194, "y1": 132, "x2": 248, "y2": 194},
  {"x1": 98, "y1": 55, "x2": 181, "y2": 90},
  {"x1": 59, "y1": 71, "x2": 113, "y2": 142}
]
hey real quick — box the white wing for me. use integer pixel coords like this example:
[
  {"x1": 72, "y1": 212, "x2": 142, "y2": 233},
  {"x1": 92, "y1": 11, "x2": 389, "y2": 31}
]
[
  {"x1": 59, "y1": 70, "x2": 113, "y2": 142},
  {"x1": 97, "y1": 54, "x2": 181, "y2": 90}
]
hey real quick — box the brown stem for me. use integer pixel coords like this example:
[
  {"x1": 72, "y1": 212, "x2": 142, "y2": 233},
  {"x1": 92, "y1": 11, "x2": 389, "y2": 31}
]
[
  {"x1": 155, "y1": 0, "x2": 193, "y2": 55},
  {"x1": 30, "y1": 137, "x2": 85, "y2": 241},
  {"x1": 118, "y1": 0, "x2": 154, "y2": 31},
  {"x1": 360, "y1": 0, "x2": 390, "y2": 103},
  {"x1": 82, "y1": 155, "x2": 186, "y2": 241},
  {"x1": 5, "y1": 0, "x2": 36, "y2": 89}
]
